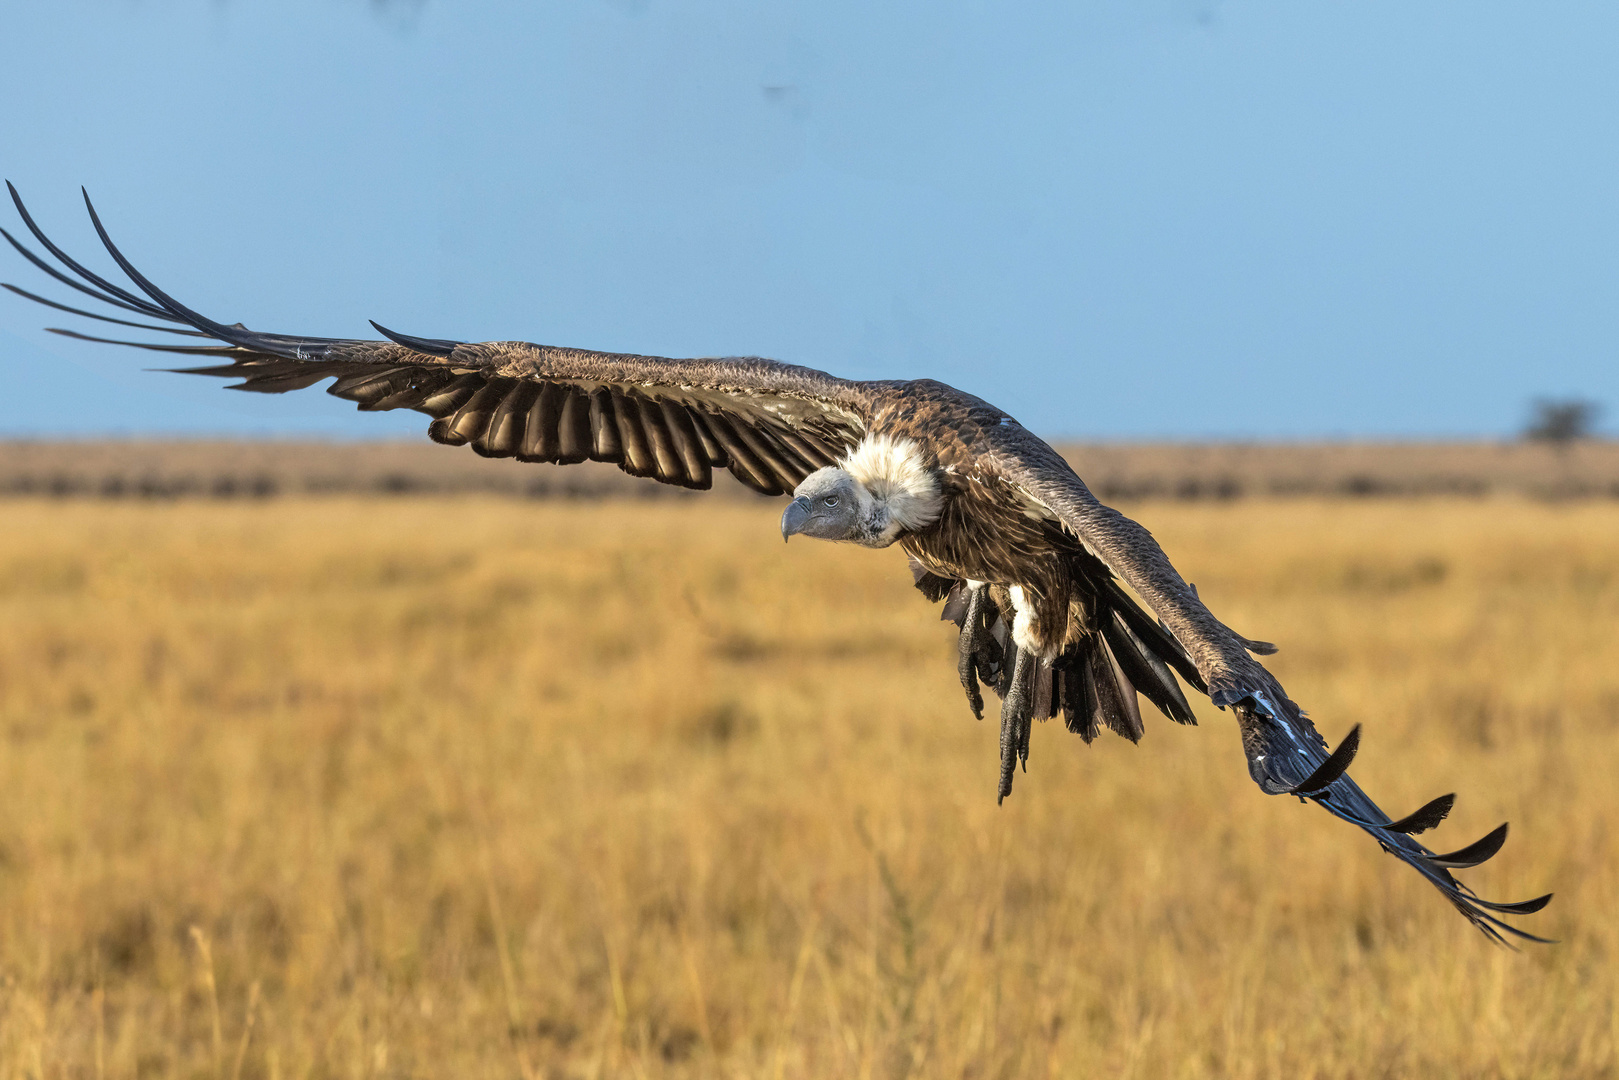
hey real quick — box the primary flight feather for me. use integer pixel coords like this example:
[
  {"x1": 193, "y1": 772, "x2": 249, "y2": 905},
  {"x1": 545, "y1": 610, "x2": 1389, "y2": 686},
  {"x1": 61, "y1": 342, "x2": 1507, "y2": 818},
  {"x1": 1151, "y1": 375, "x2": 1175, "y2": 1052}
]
[{"x1": 2, "y1": 184, "x2": 1552, "y2": 944}]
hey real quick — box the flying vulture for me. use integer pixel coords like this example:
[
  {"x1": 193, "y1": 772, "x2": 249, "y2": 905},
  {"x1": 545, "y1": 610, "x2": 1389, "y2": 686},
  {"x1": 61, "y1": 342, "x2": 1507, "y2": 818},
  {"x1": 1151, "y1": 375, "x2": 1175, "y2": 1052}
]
[{"x1": 2, "y1": 185, "x2": 1552, "y2": 945}]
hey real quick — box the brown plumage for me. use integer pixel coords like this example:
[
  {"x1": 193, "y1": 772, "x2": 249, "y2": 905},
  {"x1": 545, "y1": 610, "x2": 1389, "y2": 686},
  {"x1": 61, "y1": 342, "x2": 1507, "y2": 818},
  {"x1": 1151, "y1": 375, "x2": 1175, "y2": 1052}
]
[{"x1": 1, "y1": 183, "x2": 1553, "y2": 946}]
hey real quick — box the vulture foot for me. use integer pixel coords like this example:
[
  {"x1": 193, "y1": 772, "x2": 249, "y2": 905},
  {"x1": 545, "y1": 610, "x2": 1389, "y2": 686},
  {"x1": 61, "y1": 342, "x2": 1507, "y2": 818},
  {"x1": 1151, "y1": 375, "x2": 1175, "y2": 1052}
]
[
  {"x1": 998, "y1": 646, "x2": 1034, "y2": 804},
  {"x1": 956, "y1": 586, "x2": 987, "y2": 719}
]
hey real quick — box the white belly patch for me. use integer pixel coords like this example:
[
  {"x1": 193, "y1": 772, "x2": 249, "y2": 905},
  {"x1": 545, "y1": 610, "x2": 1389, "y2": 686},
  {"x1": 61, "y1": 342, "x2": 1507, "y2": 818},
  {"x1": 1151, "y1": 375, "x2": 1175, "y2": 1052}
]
[{"x1": 1007, "y1": 585, "x2": 1048, "y2": 657}]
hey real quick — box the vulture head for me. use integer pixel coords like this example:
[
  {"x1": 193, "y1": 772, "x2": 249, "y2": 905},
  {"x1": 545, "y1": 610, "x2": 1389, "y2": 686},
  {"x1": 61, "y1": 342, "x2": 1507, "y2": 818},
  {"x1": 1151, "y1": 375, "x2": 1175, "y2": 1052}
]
[
  {"x1": 781, "y1": 467, "x2": 869, "y2": 544},
  {"x1": 781, "y1": 440, "x2": 946, "y2": 548}
]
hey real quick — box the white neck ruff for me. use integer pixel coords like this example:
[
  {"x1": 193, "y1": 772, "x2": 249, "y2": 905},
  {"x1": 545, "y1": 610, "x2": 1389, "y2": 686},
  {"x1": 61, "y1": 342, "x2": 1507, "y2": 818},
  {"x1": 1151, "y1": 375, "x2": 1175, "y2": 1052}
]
[{"x1": 842, "y1": 434, "x2": 944, "y2": 542}]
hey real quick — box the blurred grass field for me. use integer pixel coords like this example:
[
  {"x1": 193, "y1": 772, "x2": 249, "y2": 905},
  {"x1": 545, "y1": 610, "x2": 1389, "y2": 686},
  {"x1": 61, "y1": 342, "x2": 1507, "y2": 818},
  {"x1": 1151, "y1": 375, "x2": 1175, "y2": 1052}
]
[{"x1": 0, "y1": 495, "x2": 1614, "y2": 1079}]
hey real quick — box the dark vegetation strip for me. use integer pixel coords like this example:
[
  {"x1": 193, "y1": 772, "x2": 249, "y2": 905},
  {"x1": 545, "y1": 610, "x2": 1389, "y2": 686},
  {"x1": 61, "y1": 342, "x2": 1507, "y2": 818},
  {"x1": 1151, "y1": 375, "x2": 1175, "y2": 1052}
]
[{"x1": 2, "y1": 439, "x2": 1618, "y2": 501}]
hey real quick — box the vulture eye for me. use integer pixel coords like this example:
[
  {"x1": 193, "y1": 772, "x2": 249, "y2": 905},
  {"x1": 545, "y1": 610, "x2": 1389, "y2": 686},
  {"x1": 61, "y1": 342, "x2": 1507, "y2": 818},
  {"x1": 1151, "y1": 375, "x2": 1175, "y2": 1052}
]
[{"x1": 824, "y1": 495, "x2": 839, "y2": 507}]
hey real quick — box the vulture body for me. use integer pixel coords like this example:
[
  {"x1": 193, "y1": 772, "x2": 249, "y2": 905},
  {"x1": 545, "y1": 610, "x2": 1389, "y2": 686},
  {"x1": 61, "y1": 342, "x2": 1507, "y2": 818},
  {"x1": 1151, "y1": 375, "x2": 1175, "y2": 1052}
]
[{"x1": 2, "y1": 185, "x2": 1552, "y2": 945}]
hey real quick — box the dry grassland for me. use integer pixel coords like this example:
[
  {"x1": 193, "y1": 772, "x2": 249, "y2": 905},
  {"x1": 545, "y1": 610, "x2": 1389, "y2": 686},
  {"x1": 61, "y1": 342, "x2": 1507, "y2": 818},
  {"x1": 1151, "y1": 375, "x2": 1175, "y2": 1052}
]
[{"x1": 0, "y1": 495, "x2": 1614, "y2": 1079}]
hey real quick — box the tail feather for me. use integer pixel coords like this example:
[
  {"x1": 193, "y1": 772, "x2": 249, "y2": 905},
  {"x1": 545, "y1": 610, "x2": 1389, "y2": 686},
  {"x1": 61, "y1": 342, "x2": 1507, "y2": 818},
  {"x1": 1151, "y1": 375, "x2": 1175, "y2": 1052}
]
[
  {"x1": 916, "y1": 570, "x2": 1194, "y2": 745},
  {"x1": 1061, "y1": 657, "x2": 1100, "y2": 743},
  {"x1": 1087, "y1": 635, "x2": 1144, "y2": 742},
  {"x1": 1104, "y1": 613, "x2": 1198, "y2": 725}
]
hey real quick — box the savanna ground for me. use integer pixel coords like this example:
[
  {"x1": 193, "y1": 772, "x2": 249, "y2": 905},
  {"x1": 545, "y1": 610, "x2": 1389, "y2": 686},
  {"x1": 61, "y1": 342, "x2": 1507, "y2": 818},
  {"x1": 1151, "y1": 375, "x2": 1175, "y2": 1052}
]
[{"x1": 0, "y1": 495, "x2": 1614, "y2": 1078}]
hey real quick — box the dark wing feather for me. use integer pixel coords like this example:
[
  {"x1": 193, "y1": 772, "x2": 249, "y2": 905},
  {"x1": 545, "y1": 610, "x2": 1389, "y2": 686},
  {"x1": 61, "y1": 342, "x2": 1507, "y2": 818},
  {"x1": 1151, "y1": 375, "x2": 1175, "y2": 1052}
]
[
  {"x1": 1060, "y1": 660, "x2": 1100, "y2": 742},
  {"x1": 988, "y1": 426, "x2": 1552, "y2": 946},
  {"x1": 370, "y1": 320, "x2": 460, "y2": 357},
  {"x1": 1092, "y1": 634, "x2": 1144, "y2": 742},
  {"x1": 1386, "y1": 793, "x2": 1455, "y2": 836},
  {"x1": 1103, "y1": 611, "x2": 1198, "y2": 726},
  {"x1": 2, "y1": 186, "x2": 873, "y2": 496},
  {"x1": 0, "y1": 281, "x2": 208, "y2": 336}
]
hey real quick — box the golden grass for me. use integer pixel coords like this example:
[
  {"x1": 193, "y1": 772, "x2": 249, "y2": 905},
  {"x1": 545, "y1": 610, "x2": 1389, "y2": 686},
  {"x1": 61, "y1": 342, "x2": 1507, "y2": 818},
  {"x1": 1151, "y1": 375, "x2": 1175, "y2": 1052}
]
[{"x1": 0, "y1": 496, "x2": 1614, "y2": 1079}]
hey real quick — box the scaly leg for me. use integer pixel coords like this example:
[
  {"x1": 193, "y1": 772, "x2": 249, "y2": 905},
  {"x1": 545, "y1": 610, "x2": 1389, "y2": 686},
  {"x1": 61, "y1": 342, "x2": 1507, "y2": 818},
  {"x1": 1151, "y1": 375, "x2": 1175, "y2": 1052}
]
[
  {"x1": 997, "y1": 646, "x2": 1034, "y2": 804},
  {"x1": 956, "y1": 585, "x2": 987, "y2": 719}
]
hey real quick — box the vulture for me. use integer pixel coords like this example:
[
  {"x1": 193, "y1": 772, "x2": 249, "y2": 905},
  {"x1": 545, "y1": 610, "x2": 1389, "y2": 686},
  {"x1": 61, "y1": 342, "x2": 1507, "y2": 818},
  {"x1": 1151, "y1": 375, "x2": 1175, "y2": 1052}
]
[{"x1": 2, "y1": 184, "x2": 1552, "y2": 945}]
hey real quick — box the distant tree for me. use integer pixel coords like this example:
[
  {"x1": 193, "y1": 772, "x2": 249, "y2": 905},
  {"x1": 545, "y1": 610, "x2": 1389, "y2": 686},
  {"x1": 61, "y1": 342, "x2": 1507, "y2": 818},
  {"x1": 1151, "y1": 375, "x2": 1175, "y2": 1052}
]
[{"x1": 1524, "y1": 397, "x2": 1602, "y2": 444}]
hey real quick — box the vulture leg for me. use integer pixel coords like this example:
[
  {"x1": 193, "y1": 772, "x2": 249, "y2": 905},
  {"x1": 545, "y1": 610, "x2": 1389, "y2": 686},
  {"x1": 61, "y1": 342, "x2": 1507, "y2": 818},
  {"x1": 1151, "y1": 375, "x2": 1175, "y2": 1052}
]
[
  {"x1": 957, "y1": 586, "x2": 987, "y2": 719},
  {"x1": 997, "y1": 646, "x2": 1035, "y2": 805}
]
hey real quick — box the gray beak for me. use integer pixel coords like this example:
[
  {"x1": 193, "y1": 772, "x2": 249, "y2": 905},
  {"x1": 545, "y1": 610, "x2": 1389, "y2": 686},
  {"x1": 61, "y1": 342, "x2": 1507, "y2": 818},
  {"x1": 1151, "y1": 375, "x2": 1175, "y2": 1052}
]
[{"x1": 780, "y1": 496, "x2": 812, "y2": 542}]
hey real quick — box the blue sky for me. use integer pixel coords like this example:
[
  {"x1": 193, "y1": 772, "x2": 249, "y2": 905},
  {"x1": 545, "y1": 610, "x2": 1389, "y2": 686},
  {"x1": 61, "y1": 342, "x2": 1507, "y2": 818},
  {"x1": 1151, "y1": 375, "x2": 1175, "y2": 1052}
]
[{"x1": 1, "y1": 0, "x2": 1615, "y2": 440}]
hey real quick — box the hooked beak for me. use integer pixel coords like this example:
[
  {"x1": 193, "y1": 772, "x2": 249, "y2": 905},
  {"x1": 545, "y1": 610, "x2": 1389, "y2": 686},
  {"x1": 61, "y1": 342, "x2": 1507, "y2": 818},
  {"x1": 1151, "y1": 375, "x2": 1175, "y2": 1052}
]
[{"x1": 780, "y1": 496, "x2": 812, "y2": 542}]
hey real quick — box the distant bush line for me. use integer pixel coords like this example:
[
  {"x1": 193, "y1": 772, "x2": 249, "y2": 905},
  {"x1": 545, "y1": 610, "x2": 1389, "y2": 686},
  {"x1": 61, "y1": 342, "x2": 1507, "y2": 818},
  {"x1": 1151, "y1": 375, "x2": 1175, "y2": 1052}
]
[{"x1": 3, "y1": 439, "x2": 1618, "y2": 501}]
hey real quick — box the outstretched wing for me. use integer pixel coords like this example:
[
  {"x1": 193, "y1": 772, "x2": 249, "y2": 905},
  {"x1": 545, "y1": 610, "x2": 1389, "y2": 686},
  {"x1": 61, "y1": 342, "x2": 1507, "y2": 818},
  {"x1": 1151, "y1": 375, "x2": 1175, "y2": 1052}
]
[
  {"x1": 984, "y1": 425, "x2": 1553, "y2": 946},
  {"x1": 1, "y1": 185, "x2": 870, "y2": 495}
]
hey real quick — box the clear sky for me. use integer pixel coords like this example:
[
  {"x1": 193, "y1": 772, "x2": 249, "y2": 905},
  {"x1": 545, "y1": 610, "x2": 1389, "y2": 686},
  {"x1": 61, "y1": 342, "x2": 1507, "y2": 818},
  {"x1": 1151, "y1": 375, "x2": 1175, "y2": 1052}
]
[{"x1": 2, "y1": 0, "x2": 1615, "y2": 440}]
